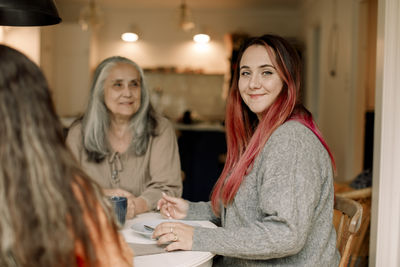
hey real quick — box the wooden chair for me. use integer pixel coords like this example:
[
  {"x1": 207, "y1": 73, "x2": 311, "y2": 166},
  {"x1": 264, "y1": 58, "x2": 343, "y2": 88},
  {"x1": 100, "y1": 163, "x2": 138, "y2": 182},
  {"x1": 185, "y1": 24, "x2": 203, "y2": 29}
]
[
  {"x1": 333, "y1": 195, "x2": 363, "y2": 267},
  {"x1": 336, "y1": 187, "x2": 372, "y2": 267}
]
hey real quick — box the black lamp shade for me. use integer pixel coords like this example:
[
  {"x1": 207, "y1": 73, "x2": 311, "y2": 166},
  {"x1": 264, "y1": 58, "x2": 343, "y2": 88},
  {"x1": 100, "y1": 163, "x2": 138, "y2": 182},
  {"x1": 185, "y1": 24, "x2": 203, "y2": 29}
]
[{"x1": 0, "y1": 0, "x2": 62, "y2": 26}]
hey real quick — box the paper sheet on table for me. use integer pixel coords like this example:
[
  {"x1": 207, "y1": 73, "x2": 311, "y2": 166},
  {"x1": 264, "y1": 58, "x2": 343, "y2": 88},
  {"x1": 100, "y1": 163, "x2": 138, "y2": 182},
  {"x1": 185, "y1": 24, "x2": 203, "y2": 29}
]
[
  {"x1": 128, "y1": 243, "x2": 168, "y2": 256},
  {"x1": 121, "y1": 227, "x2": 156, "y2": 244}
]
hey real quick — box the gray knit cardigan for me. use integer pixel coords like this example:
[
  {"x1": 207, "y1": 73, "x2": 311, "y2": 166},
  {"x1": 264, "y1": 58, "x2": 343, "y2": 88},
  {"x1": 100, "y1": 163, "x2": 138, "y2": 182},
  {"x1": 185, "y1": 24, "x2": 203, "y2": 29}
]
[{"x1": 185, "y1": 121, "x2": 340, "y2": 266}]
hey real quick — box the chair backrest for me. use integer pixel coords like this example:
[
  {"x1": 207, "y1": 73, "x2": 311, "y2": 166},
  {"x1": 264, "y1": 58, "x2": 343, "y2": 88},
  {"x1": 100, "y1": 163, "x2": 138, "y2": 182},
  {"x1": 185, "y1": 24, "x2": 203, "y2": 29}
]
[
  {"x1": 333, "y1": 195, "x2": 363, "y2": 267},
  {"x1": 336, "y1": 187, "x2": 372, "y2": 267}
]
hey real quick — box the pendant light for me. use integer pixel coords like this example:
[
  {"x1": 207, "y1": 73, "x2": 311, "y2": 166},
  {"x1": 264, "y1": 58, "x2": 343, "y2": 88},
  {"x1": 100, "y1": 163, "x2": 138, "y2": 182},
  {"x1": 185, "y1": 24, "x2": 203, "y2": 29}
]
[
  {"x1": 121, "y1": 25, "x2": 140, "y2": 42},
  {"x1": 79, "y1": 0, "x2": 103, "y2": 31},
  {"x1": 193, "y1": 33, "x2": 210, "y2": 44},
  {"x1": 0, "y1": 0, "x2": 61, "y2": 26},
  {"x1": 179, "y1": 0, "x2": 195, "y2": 32},
  {"x1": 193, "y1": 26, "x2": 210, "y2": 44}
]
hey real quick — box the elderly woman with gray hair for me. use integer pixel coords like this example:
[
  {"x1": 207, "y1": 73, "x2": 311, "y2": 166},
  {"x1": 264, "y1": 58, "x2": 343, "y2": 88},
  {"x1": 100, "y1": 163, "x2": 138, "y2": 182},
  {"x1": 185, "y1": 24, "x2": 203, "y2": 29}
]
[{"x1": 66, "y1": 56, "x2": 182, "y2": 218}]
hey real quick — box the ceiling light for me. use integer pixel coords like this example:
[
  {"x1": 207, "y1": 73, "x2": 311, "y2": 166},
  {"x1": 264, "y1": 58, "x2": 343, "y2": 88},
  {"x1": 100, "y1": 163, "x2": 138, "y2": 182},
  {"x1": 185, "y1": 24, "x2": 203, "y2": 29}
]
[
  {"x1": 122, "y1": 32, "x2": 139, "y2": 42},
  {"x1": 121, "y1": 25, "x2": 140, "y2": 42},
  {"x1": 0, "y1": 0, "x2": 61, "y2": 26},
  {"x1": 193, "y1": 33, "x2": 210, "y2": 44}
]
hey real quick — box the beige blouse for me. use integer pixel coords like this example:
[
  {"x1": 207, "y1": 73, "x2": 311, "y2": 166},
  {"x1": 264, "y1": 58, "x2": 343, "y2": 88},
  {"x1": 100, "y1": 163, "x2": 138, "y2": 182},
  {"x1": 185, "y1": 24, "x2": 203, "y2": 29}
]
[{"x1": 66, "y1": 116, "x2": 182, "y2": 210}]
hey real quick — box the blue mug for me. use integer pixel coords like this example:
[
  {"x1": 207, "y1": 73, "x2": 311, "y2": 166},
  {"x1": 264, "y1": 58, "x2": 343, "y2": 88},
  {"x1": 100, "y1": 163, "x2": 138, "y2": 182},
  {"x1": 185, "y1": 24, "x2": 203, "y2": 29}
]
[{"x1": 108, "y1": 196, "x2": 127, "y2": 227}]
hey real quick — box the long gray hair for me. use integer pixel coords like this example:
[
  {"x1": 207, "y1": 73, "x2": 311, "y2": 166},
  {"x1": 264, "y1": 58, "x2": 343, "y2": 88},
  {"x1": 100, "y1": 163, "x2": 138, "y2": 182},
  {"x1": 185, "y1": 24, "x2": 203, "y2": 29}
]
[
  {"x1": 0, "y1": 45, "x2": 121, "y2": 266},
  {"x1": 81, "y1": 56, "x2": 157, "y2": 162}
]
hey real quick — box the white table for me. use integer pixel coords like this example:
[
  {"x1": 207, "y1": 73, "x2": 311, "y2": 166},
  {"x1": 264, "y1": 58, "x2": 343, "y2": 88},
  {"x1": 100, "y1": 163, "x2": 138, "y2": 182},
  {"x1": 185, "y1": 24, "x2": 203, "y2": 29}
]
[{"x1": 121, "y1": 212, "x2": 216, "y2": 267}]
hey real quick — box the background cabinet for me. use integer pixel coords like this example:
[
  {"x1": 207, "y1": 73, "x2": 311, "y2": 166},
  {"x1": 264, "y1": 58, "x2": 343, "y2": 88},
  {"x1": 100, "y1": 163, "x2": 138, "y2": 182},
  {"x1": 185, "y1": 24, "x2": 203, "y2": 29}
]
[{"x1": 178, "y1": 128, "x2": 226, "y2": 202}]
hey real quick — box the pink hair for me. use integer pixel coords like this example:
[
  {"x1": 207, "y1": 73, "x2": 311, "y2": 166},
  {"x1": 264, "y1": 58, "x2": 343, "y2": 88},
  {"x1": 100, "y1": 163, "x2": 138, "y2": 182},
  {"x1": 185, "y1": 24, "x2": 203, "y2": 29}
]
[{"x1": 211, "y1": 35, "x2": 335, "y2": 215}]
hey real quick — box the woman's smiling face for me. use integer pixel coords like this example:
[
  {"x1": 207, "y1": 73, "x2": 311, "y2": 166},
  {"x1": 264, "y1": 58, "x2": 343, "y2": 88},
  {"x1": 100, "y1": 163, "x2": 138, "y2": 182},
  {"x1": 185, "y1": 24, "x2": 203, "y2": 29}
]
[
  {"x1": 104, "y1": 62, "x2": 141, "y2": 120},
  {"x1": 238, "y1": 45, "x2": 283, "y2": 120}
]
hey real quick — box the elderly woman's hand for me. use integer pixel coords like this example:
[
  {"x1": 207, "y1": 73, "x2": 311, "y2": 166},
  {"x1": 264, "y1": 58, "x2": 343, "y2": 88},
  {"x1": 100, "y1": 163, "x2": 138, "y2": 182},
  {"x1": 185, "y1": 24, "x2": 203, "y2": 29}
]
[
  {"x1": 104, "y1": 188, "x2": 137, "y2": 219},
  {"x1": 152, "y1": 222, "x2": 194, "y2": 251}
]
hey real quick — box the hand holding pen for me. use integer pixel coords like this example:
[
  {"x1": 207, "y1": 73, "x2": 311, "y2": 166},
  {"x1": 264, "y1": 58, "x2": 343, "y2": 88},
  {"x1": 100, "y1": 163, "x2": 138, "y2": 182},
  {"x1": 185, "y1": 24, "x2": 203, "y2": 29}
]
[{"x1": 157, "y1": 192, "x2": 189, "y2": 219}]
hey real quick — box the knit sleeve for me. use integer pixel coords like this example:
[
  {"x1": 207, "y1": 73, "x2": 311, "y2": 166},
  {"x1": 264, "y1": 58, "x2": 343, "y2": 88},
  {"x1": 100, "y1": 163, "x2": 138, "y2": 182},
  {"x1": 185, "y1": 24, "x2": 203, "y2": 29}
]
[{"x1": 185, "y1": 201, "x2": 220, "y2": 225}]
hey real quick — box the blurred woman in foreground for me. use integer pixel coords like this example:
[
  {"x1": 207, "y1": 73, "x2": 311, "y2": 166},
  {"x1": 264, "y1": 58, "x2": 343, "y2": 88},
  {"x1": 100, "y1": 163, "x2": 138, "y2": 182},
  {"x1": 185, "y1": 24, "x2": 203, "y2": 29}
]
[{"x1": 0, "y1": 45, "x2": 133, "y2": 267}]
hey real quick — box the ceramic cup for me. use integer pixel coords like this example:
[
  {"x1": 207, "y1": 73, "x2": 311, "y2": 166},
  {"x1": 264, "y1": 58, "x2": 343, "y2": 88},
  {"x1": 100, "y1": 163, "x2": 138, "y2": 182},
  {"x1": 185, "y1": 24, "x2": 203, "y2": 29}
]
[{"x1": 108, "y1": 196, "x2": 127, "y2": 227}]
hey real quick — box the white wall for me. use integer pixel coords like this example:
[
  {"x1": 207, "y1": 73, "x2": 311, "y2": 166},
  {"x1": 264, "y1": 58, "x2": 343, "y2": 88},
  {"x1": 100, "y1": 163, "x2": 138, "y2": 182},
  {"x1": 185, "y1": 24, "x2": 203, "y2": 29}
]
[
  {"x1": 95, "y1": 7, "x2": 302, "y2": 74},
  {"x1": 0, "y1": 26, "x2": 40, "y2": 64},
  {"x1": 302, "y1": 0, "x2": 367, "y2": 182},
  {"x1": 57, "y1": 4, "x2": 302, "y2": 74},
  {"x1": 40, "y1": 23, "x2": 91, "y2": 117},
  {"x1": 146, "y1": 72, "x2": 225, "y2": 121},
  {"x1": 370, "y1": 0, "x2": 400, "y2": 265}
]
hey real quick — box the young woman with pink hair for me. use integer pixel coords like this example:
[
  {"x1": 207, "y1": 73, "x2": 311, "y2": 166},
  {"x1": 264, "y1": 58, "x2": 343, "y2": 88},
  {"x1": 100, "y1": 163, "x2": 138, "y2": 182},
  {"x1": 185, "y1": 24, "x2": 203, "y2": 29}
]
[{"x1": 154, "y1": 34, "x2": 339, "y2": 266}]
